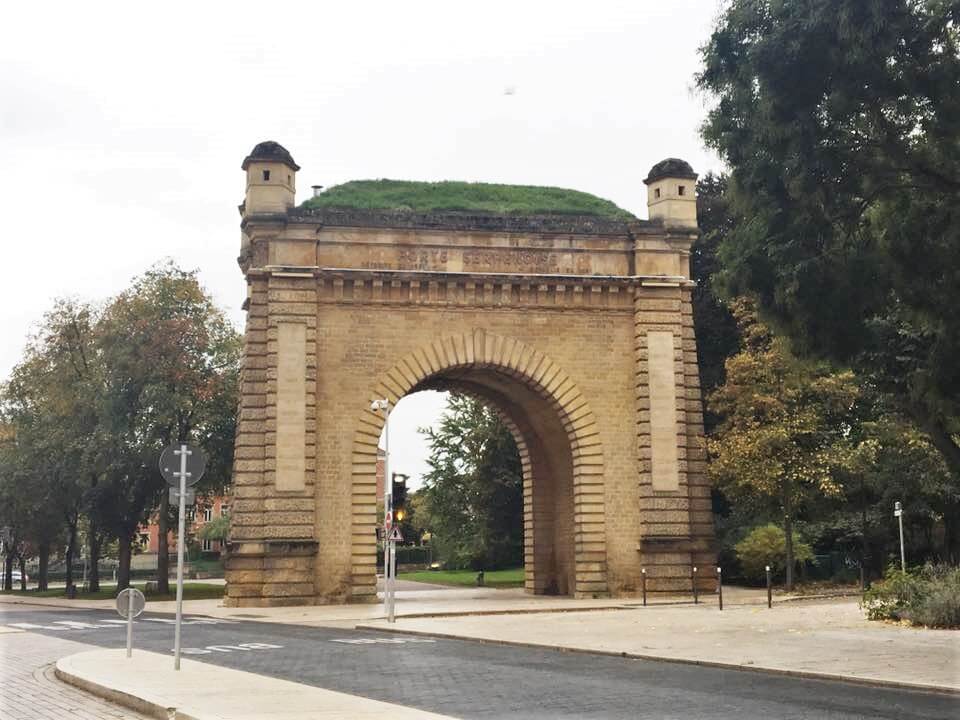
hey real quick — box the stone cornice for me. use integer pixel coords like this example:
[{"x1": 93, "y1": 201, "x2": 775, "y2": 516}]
[{"x1": 247, "y1": 266, "x2": 692, "y2": 313}]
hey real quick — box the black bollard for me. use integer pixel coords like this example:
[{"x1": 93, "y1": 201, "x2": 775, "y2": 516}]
[
  {"x1": 717, "y1": 567, "x2": 723, "y2": 611},
  {"x1": 641, "y1": 568, "x2": 647, "y2": 606},
  {"x1": 692, "y1": 566, "x2": 699, "y2": 604},
  {"x1": 766, "y1": 565, "x2": 772, "y2": 609}
]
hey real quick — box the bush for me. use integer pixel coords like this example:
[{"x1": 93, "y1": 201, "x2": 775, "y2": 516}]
[
  {"x1": 734, "y1": 524, "x2": 813, "y2": 581},
  {"x1": 863, "y1": 563, "x2": 960, "y2": 628}
]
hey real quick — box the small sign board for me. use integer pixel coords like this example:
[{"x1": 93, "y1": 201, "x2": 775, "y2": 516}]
[
  {"x1": 159, "y1": 443, "x2": 207, "y2": 488},
  {"x1": 894, "y1": 508, "x2": 903, "y2": 517},
  {"x1": 168, "y1": 487, "x2": 196, "y2": 505},
  {"x1": 384, "y1": 511, "x2": 393, "y2": 531},
  {"x1": 387, "y1": 526, "x2": 403, "y2": 542},
  {"x1": 116, "y1": 587, "x2": 146, "y2": 619}
]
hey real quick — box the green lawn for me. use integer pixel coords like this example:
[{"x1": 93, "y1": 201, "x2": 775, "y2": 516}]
[
  {"x1": 398, "y1": 567, "x2": 525, "y2": 589},
  {"x1": 300, "y1": 179, "x2": 635, "y2": 220},
  {"x1": 0, "y1": 582, "x2": 225, "y2": 601}
]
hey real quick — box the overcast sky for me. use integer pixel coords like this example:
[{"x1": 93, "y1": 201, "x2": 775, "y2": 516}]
[{"x1": 2, "y1": 0, "x2": 724, "y2": 488}]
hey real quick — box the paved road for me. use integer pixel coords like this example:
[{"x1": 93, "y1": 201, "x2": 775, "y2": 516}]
[{"x1": 2, "y1": 604, "x2": 956, "y2": 720}]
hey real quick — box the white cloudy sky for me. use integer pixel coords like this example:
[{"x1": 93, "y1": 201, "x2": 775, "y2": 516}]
[{"x1": 1, "y1": 0, "x2": 724, "y2": 488}]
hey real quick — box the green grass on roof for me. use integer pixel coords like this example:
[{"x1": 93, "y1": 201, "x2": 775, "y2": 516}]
[{"x1": 300, "y1": 179, "x2": 635, "y2": 220}]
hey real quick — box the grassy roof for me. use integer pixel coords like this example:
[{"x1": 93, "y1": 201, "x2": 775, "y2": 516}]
[{"x1": 299, "y1": 179, "x2": 635, "y2": 220}]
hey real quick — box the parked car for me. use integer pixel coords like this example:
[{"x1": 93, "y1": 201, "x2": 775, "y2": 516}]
[{"x1": 8, "y1": 570, "x2": 29, "y2": 584}]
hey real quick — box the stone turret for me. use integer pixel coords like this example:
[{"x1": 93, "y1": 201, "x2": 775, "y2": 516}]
[
  {"x1": 241, "y1": 140, "x2": 300, "y2": 217},
  {"x1": 643, "y1": 158, "x2": 698, "y2": 229}
]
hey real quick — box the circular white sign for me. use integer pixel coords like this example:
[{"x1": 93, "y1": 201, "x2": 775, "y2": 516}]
[{"x1": 116, "y1": 588, "x2": 146, "y2": 619}]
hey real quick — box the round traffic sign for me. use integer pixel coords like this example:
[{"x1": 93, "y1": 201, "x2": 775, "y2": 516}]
[
  {"x1": 159, "y1": 443, "x2": 207, "y2": 488},
  {"x1": 116, "y1": 588, "x2": 146, "y2": 619}
]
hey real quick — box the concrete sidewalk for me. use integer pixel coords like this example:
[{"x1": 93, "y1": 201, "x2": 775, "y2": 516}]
[
  {"x1": 56, "y1": 648, "x2": 453, "y2": 720},
  {"x1": 0, "y1": 583, "x2": 850, "y2": 625},
  {"x1": 359, "y1": 598, "x2": 959, "y2": 694}
]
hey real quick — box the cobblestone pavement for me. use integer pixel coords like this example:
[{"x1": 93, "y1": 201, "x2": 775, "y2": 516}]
[{"x1": 0, "y1": 630, "x2": 151, "y2": 720}]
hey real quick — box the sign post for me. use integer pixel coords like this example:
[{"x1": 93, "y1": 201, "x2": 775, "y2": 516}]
[
  {"x1": 159, "y1": 442, "x2": 206, "y2": 670},
  {"x1": 894, "y1": 501, "x2": 905, "y2": 572},
  {"x1": 116, "y1": 587, "x2": 145, "y2": 658}
]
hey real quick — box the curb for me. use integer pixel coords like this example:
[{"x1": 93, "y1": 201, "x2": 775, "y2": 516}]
[
  {"x1": 354, "y1": 624, "x2": 960, "y2": 697},
  {"x1": 54, "y1": 657, "x2": 200, "y2": 720}
]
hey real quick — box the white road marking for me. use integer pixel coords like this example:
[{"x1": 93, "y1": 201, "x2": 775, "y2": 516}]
[
  {"x1": 6, "y1": 616, "x2": 237, "y2": 632},
  {"x1": 177, "y1": 642, "x2": 283, "y2": 655},
  {"x1": 329, "y1": 637, "x2": 437, "y2": 644}
]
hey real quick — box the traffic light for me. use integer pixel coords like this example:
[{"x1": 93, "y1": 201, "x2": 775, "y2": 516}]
[{"x1": 391, "y1": 473, "x2": 408, "y2": 521}]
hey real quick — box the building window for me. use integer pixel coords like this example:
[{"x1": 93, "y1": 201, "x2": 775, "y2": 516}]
[
  {"x1": 203, "y1": 507, "x2": 213, "y2": 522},
  {"x1": 262, "y1": 169, "x2": 271, "y2": 181},
  {"x1": 678, "y1": 185, "x2": 686, "y2": 196},
  {"x1": 220, "y1": 504, "x2": 230, "y2": 517},
  {"x1": 201, "y1": 539, "x2": 212, "y2": 552},
  {"x1": 654, "y1": 188, "x2": 661, "y2": 199},
  {"x1": 186, "y1": 506, "x2": 195, "y2": 521}
]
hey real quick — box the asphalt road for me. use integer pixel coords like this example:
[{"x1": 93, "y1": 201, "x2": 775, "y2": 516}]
[{"x1": 2, "y1": 604, "x2": 956, "y2": 720}]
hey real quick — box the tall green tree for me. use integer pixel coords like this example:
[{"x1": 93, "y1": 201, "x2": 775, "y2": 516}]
[
  {"x1": 93, "y1": 262, "x2": 240, "y2": 590},
  {"x1": 708, "y1": 300, "x2": 862, "y2": 589},
  {"x1": 0, "y1": 300, "x2": 101, "y2": 590},
  {"x1": 420, "y1": 395, "x2": 523, "y2": 570},
  {"x1": 691, "y1": 172, "x2": 741, "y2": 433},
  {"x1": 697, "y1": 0, "x2": 960, "y2": 553}
]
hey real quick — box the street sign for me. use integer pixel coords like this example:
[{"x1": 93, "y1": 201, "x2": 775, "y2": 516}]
[
  {"x1": 388, "y1": 526, "x2": 403, "y2": 542},
  {"x1": 117, "y1": 586, "x2": 146, "y2": 659},
  {"x1": 116, "y1": 587, "x2": 146, "y2": 619},
  {"x1": 168, "y1": 487, "x2": 196, "y2": 505},
  {"x1": 159, "y1": 443, "x2": 206, "y2": 488},
  {"x1": 384, "y1": 511, "x2": 393, "y2": 531},
  {"x1": 894, "y1": 508, "x2": 902, "y2": 517}
]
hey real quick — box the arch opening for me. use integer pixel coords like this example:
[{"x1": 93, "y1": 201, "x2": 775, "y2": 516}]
[{"x1": 349, "y1": 332, "x2": 608, "y2": 601}]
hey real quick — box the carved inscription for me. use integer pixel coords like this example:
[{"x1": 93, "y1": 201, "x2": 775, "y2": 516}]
[
  {"x1": 462, "y1": 250, "x2": 558, "y2": 273},
  {"x1": 396, "y1": 248, "x2": 448, "y2": 269}
]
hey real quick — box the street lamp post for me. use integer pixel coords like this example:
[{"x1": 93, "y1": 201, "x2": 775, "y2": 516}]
[
  {"x1": 894, "y1": 501, "x2": 906, "y2": 572},
  {"x1": 371, "y1": 399, "x2": 395, "y2": 622}
]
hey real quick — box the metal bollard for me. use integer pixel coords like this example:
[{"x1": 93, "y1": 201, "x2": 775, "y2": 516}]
[
  {"x1": 692, "y1": 566, "x2": 699, "y2": 604},
  {"x1": 717, "y1": 567, "x2": 723, "y2": 611},
  {"x1": 766, "y1": 565, "x2": 772, "y2": 609},
  {"x1": 641, "y1": 568, "x2": 647, "y2": 606}
]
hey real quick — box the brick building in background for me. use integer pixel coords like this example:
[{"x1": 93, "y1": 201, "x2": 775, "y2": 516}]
[{"x1": 138, "y1": 495, "x2": 232, "y2": 561}]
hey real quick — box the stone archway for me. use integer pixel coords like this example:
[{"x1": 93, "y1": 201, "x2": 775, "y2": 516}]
[
  {"x1": 349, "y1": 330, "x2": 606, "y2": 599},
  {"x1": 224, "y1": 142, "x2": 717, "y2": 607}
]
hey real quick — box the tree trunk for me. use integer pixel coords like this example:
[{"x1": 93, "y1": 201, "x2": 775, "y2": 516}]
[
  {"x1": 860, "y1": 477, "x2": 869, "y2": 591},
  {"x1": 921, "y1": 415, "x2": 960, "y2": 479},
  {"x1": 18, "y1": 555, "x2": 27, "y2": 591},
  {"x1": 117, "y1": 536, "x2": 132, "y2": 591},
  {"x1": 64, "y1": 520, "x2": 78, "y2": 589},
  {"x1": 87, "y1": 526, "x2": 100, "y2": 593},
  {"x1": 783, "y1": 483, "x2": 794, "y2": 591},
  {"x1": 3, "y1": 553, "x2": 12, "y2": 591},
  {"x1": 943, "y1": 502, "x2": 960, "y2": 565},
  {"x1": 157, "y1": 489, "x2": 170, "y2": 593},
  {"x1": 38, "y1": 543, "x2": 49, "y2": 591}
]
